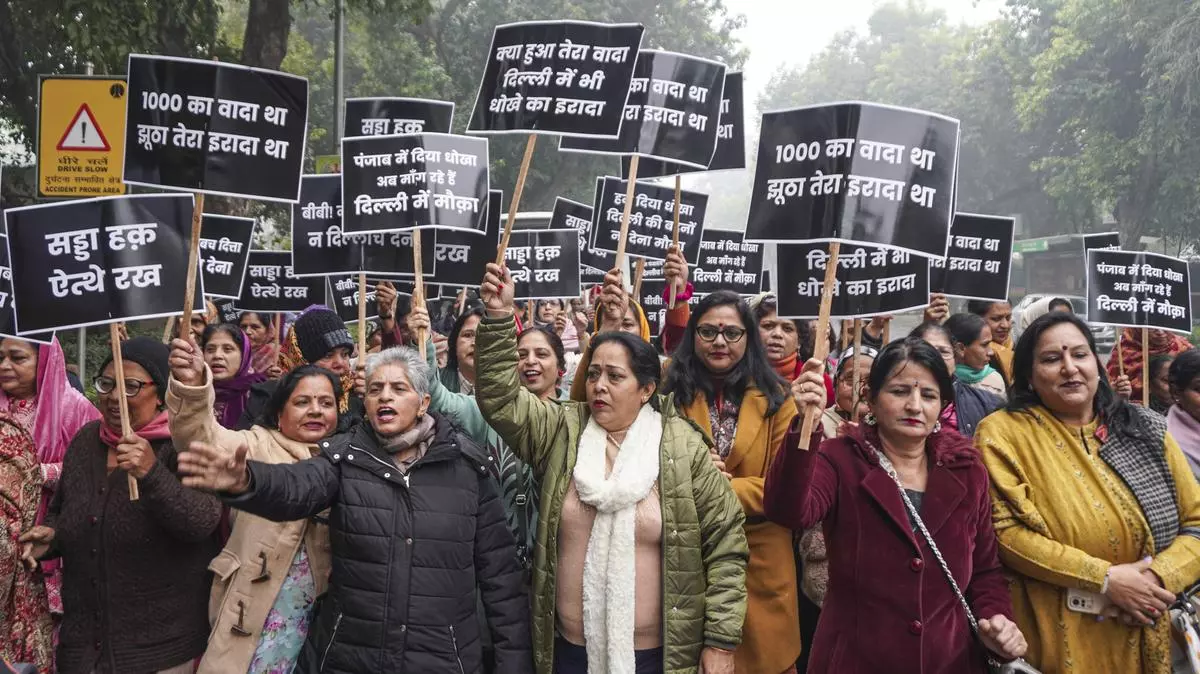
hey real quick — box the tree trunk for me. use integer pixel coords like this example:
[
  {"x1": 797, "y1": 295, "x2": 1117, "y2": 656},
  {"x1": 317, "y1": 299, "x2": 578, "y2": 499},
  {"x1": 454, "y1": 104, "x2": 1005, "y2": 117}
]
[
  {"x1": 242, "y1": 0, "x2": 291, "y2": 69},
  {"x1": 1115, "y1": 154, "x2": 1161, "y2": 249}
]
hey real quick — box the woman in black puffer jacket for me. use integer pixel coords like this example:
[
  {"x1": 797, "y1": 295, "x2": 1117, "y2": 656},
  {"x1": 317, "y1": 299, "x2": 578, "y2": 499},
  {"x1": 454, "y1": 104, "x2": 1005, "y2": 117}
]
[{"x1": 176, "y1": 346, "x2": 532, "y2": 674}]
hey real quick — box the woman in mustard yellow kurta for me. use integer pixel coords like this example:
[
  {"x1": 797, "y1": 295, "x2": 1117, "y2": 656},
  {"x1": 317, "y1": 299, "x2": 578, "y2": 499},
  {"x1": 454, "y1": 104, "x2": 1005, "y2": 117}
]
[
  {"x1": 976, "y1": 313, "x2": 1200, "y2": 674},
  {"x1": 663, "y1": 290, "x2": 800, "y2": 673}
]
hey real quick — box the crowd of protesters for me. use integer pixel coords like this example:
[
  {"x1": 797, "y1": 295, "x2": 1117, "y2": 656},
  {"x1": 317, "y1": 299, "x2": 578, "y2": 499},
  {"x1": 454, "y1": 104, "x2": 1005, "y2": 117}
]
[{"x1": 0, "y1": 255, "x2": 1194, "y2": 674}]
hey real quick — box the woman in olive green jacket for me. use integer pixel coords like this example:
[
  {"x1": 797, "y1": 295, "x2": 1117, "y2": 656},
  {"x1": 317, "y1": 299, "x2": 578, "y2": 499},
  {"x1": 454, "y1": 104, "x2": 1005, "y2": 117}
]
[{"x1": 474, "y1": 263, "x2": 748, "y2": 674}]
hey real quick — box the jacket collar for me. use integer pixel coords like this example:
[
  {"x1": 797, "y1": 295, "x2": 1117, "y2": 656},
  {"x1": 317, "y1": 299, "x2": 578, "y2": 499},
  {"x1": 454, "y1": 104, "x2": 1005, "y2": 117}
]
[
  {"x1": 680, "y1": 386, "x2": 769, "y2": 473},
  {"x1": 843, "y1": 423, "x2": 973, "y2": 550}
]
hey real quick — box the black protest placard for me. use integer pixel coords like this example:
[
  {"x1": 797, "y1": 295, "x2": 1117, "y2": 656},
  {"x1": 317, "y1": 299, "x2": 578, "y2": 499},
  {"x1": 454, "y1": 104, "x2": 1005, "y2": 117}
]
[
  {"x1": 560, "y1": 50, "x2": 726, "y2": 170},
  {"x1": 552, "y1": 197, "x2": 614, "y2": 274},
  {"x1": 213, "y1": 298, "x2": 240, "y2": 325},
  {"x1": 503, "y1": 229, "x2": 581, "y2": 300},
  {"x1": 692, "y1": 229, "x2": 764, "y2": 296},
  {"x1": 290, "y1": 174, "x2": 438, "y2": 277},
  {"x1": 638, "y1": 278, "x2": 698, "y2": 339},
  {"x1": 199, "y1": 214, "x2": 254, "y2": 300},
  {"x1": 1083, "y1": 232, "x2": 1121, "y2": 252},
  {"x1": 344, "y1": 98, "x2": 454, "y2": 138},
  {"x1": 622, "y1": 71, "x2": 746, "y2": 177},
  {"x1": 467, "y1": 20, "x2": 644, "y2": 137},
  {"x1": 4, "y1": 194, "x2": 204, "y2": 333},
  {"x1": 342, "y1": 133, "x2": 489, "y2": 236},
  {"x1": 367, "y1": 278, "x2": 443, "y2": 300},
  {"x1": 929, "y1": 213, "x2": 1014, "y2": 302},
  {"x1": 435, "y1": 191, "x2": 502, "y2": 288},
  {"x1": 327, "y1": 275, "x2": 378, "y2": 324},
  {"x1": 590, "y1": 176, "x2": 707, "y2": 264},
  {"x1": 0, "y1": 238, "x2": 53, "y2": 344},
  {"x1": 745, "y1": 102, "x2": 959, "y2": 260},
  {"x1": 240, "y1": 251, "x2": 326, "y2": 313},
  {"x1": 774, "y1": 242, "x2": 929, "y2": 320},
  {"x1": 123, "y1": 55, "x2": 308, "y2": 203},
  {"x1": 1087, "y1": 249, "x2": 1191, "y2": 334}
]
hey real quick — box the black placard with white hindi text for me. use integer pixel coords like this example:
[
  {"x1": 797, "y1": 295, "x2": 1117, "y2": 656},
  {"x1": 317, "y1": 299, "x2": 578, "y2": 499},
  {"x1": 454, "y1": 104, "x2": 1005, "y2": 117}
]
[
  {"x1": 774, "y1": 242, "x2": 929, "y2": 320},
  {"x1": 290, "y1": 174, "x2": 438, "y2": 277},
  {"x1": 1083, "y1": 232, "x2": 1121, "y2": 253},
  {"x1": 123, "y1": 55, "x2": 309, "y2": 202},
  {"x1": 240, "y1": 251, "x2": 326, "y2": 313},
  {"x1": 199, "y1": 214, "x2": 254, "y2": 300},
  {"x1": 552, "y1": 197, "x2": 613, "y2": 274},
  {"x1": 1087, "y1": 249, "x2": 1191, "y2": 334},
  {"x1": 623, "y1": 71, "x2": 746, "y2": 177},
  {"x1": 467, "y1": 21, "x2": 644, "y2": 137},
  {"x1": 4, "y1": 194, "x2": 204, "y2": 333},
  {"x1": 745, "y1": 102, "x2": 959, "y2": 260},
  {"x1": 503, "y1": 229, "x2": 581, "y2": 300},
  {"x1": 692, "y1": 229, "x2": 763, "y2": 296},
  {"x1": 326, "y1": 275, "x2": 378, "y2": 324},
  {"x1": 341, "y1": 133, "x2": 489, "y2": 236},
  {"x1": 0, "y1": 237, "x2": 52, "y2": 344},
  {"x1": 589, "y1": 176, "x2": 707, "y2": 264},
  {"x1": 560, "y1": 50, "x2": 726, "y2": 170},
  {"x1": 344, "y1": 98, "x2": 454, "y2": 138},
  {"x1": 214, "y1": 298, "x2": 240, "y2": 325},
  {"x1": 435, "y1": 191, "x2": 502, "y2": 288},
  {"x1": 638, "y1": 278, "x2": 698, "y2": 339},
  {"x1": 929, "y1": 213, "x2": 1014, "y2": 302}
]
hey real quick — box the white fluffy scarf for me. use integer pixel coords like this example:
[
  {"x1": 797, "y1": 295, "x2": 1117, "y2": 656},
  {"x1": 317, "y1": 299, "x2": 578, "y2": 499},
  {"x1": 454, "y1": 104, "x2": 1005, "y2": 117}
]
[{"x1": 573, "y1": 403, "x2": 662, "y2": 674}]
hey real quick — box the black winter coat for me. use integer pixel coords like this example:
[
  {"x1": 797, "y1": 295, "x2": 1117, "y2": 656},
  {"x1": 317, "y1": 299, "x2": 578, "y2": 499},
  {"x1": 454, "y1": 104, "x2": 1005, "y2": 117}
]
[
  {"x1": 952, "y1": 378, "x2": 1005, "y2": 438},
  {"x1": 225, "y1": 413, "x2": 532, "y2": 674}
]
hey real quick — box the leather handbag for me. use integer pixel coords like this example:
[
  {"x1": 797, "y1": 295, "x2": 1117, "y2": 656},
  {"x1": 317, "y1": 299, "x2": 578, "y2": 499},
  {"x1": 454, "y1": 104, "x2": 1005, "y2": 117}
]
[{"x1": 872, "y1": 446, "x2": 1043, "y2": 674}]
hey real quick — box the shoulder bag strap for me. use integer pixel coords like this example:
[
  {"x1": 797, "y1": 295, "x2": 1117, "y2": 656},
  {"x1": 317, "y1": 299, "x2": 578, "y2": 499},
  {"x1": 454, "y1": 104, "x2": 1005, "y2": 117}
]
[{"x1": 871, "y1": 446, "x2": 999, "y2": 666}]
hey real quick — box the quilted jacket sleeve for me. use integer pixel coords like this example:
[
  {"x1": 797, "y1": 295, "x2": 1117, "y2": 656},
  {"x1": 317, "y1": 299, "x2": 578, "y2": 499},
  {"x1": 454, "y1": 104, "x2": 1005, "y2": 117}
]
[
  {"x1": 474, "y1": 315, "x2": 573, "y2": 477},
  {"x1": 686, "y1": 422, "x2": 749, "y2": 650},
  {"x1": 473, "y1": 462, "x2": 533, "y2": 673},
  {"x1": 223, "y1": 453, "x2": 340, "y2": 523}
]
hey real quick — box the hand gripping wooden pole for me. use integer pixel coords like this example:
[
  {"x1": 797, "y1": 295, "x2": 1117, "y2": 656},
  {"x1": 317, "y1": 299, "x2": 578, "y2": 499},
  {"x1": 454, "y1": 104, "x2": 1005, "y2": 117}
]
[
  {"x1": 796, "y1": 242, "x2": 841, "y2": 450},
  {"x1": 668, "y1": 174, "x2": 683, "y2": 309},
  {"x1": 495, "y1": 134, "x2": 538, "y2": 264},
  {"x1": 109, "y1": 323, "x2": 139, "y2": 501}
]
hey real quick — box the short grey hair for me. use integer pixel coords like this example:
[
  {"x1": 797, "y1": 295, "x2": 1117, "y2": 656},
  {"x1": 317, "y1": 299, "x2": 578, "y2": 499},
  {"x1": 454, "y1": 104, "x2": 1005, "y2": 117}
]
[{"x1": 363, "y1": 347, "x2": 432, "y2": 398}]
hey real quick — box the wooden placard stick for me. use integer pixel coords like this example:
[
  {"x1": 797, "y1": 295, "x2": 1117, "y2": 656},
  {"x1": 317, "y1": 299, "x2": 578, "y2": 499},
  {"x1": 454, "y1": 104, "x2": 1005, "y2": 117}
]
[
  {"x1": 796, "y1": 242, "x2": 841, "y2": 450},
  {"x1": 668, "y1": 174, "x2": 683, "y2": 309},
  {"x1": 357, "y1": 272, "x2": 368, "y2": 358},
  {"x1": 413, "y1": 230, "x2": 427, "y2": 360},
  {"x1": 632, "y1": 258, "x2": 645, "y2": 299},
  {"x1": 109, "y1": 323, "x2": 139, "y2": 501},
  {"x1": 456, "y1": 287, "x2": 467, "y2": 317},
  {"x1": 882, "y1": 318, "x2": 891, "y2": 345},
  {"x1": 1142, "y1": 327, "x2": 1149, "y2": 407},
  {"x1": 162, "y1": 315, "x2": 176, "y2": 344},
  {"x1": 495, "y1": 134, "x2": 538, "y2": 264},
  {"x1": 851, "y1": 318, "x2": 863, "y2": 424},
  {"x1": 180, "y1": 194, "x2": 205, "y2": 335},
  {"x1": 273, "y1": 313, "x2": 282, "y2": 347},
  {"x1": 840, "y1": 320, "x2": 850, "y2": 351},
  {"x1": 613, "y1": 155, "x2": 640, "y2": 272}
]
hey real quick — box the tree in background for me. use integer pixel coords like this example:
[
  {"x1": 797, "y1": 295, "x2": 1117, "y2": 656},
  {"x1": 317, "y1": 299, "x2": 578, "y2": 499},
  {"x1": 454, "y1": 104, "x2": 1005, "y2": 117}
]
[{"x1": 757, "y1": 0, "x2": 1200, "y2": 254}]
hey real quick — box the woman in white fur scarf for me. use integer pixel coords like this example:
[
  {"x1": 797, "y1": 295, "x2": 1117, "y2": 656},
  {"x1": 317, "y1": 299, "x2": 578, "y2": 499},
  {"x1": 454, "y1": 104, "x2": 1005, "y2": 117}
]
[{"x1": 474, "y1": 262, "x2": 750, "y2": 674}]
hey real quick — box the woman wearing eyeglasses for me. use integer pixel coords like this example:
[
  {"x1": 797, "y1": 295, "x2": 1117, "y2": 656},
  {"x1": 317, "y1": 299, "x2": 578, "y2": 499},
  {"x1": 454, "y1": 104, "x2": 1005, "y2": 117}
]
[
  {"x1": 19, "y1": 338, "x2": 222, "y2": 674},
  {"x1": 661, "y1": 290, "x2": 802, "y2": 673}
]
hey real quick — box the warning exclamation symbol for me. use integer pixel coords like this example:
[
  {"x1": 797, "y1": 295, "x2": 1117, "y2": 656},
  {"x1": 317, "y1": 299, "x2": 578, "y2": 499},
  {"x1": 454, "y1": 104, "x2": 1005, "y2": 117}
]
[{"x1": 81, "y1": 121, "x2": 87, "y2": 144}]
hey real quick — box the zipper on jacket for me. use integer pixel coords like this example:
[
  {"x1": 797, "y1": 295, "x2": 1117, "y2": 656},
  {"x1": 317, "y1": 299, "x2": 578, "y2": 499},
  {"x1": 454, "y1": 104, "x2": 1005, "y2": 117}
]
[
  {"x1": 319, "y1": 611, "x2": 344, "y2": 672},
  {"x1": 449, "y1": 625, "x2": 467, "y2": 674}
]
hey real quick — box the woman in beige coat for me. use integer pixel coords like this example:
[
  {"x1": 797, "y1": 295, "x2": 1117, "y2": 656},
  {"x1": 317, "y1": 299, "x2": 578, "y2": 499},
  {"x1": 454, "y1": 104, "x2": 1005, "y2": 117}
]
[{"x1": 166, "y1": 338, "x2": 337, "y2": 674}]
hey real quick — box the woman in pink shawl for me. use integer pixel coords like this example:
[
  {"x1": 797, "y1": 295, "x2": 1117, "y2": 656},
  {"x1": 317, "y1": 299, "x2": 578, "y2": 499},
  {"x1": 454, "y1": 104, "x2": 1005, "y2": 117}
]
[{"x1": 0, "y1": 338, "x2": 99, "y2": 614}]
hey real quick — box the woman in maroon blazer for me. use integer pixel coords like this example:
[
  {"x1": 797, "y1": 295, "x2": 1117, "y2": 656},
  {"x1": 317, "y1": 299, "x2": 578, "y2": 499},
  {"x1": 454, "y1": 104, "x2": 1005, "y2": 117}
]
[{"x1": 764, "y1": 337, "x2": 1027, "y2": 674}]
